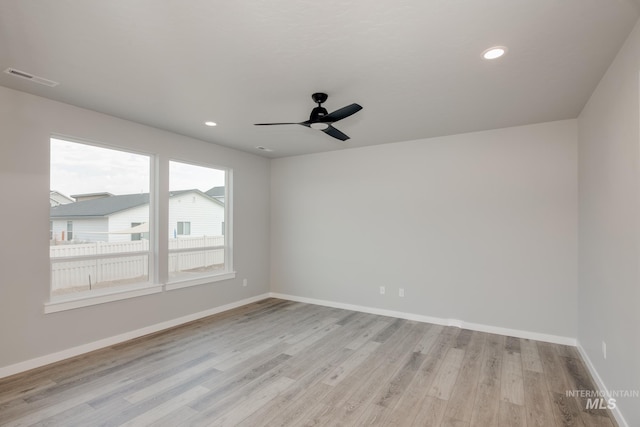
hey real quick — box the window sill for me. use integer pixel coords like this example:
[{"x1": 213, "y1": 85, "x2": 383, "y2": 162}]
[
  {"x1": 165, "y1": 271, "x2": 236, "y2": 291},
  {"x1": 44, "y1": 283, "x2": 163, "y2": 314},
  {"x1": 43, "y1": 272, "x2": 236, "y2": 313}
]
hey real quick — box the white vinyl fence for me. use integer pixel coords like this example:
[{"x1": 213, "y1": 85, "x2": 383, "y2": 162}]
[
  {"x1": 168, "y1": 236, "x2": 225, "y2": 272},
  {"x1": 50, "y1": 236, "x2": 225, "y2": 294}
]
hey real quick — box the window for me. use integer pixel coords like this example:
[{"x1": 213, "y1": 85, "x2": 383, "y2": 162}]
[
  {"x1": 131, "y1": 222, "x2": 143, "y2": 241},
  {"x1": 168, "y1": 160, "x2": 229, "y2": 284},
  {"x1": 48, "y1": 137, "x2": 234, "y2": 310},
  {"x1": 66, "y1": 220, "x2": 73, "y2": 241},
  {"x1": 177, "y1": 221, "x2": 191, "y2": 236},
  {"x1": 50, "y1": 138, "x2": 151, "y2": 298}
]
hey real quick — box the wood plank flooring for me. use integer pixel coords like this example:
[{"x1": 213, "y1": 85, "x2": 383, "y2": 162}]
[{"x1": 0, "y1": 298, "x2": 617, "y2": 426}]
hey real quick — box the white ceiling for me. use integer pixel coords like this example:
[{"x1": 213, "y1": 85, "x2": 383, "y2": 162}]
[{"x1": 1, "y1": 1, "x2": 638, "y2": 158}]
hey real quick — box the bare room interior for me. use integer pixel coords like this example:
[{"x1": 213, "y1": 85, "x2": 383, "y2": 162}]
[{"x1": 0, "y1": 1, "x2": 639, "y2": 426}]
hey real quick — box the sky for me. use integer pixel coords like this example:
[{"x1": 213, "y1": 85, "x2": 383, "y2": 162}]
[{"x1": 50, "y1": 138, "x2": 225, "y2": 197}]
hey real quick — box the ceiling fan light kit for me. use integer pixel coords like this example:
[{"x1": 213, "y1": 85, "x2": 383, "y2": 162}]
[
  {"x1": 254, "y1": 92, "x2": 362, "y2": 141},
  {"x1": 310, "y1": 122, "x2": 330, "y2": 130}
]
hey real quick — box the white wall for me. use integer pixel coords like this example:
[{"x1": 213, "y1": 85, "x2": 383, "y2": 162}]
[
  {"x1": 168, "y1": 192, "x2": 224, "y2": 238},
  {"x1": 51, "y1": 219, "x2": 106, "y2": 243},
  {"x1": 109, "y1": 204, "x2": 150, "y2": 242},
  {"x1": 578, "y1": 18, "x2": 640, "y2": 427},
  {"x1": 0, "y1": 86, "x2": 270, "y2": 370},
  {"x1": 271, "y1": 120, "x2": 578, "y2": 339}
]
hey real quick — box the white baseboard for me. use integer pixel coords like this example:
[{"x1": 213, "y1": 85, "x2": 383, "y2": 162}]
[
  {"x1": 269, "y1": 292, "x2": 577, "y2": 346},
  {"x1": 0, "y1": 291, "x2": 578, "y2": 379},
  {"x1": 0, "y1": 293, "x2": 270, "y2": 380},
  {"x1": 2, "y1": 291, "x2": 627, "y2": 424},
  {"x1": 576, "y1": 342, "x2": 629, "y2": 427}
]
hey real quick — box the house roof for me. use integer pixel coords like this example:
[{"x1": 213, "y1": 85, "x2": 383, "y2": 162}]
[
  {"x1": 206, "y1": 187, "x2": 225, "y2": 198},
  {"x1": 70, "y1": 192, "x2": 114, "y2": 199},
  {"x1": 49, "y1": 190, "x2": 74, "y2": 204},
  {"x1": 50, "y1": 193, "x2": 150, "y2": 218},
  {"x1": 50, "y1": 189, "x2": 223, "y2": 218},
  {"x1": 0, "y1": 2, "x2": 638, "y2": 158}
]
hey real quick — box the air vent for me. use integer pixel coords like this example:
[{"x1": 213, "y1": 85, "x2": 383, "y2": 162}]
[{"x1": 4, "y1": 68, "x2": 59, "y2": 87}]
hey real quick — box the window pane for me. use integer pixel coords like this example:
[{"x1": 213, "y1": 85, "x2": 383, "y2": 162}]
[
  {"x1": 50, "y1": 138, "x2": 151, "y2": 296},
  {"x1": 177, "y1": 221, "x2": 191, "y2": 235},
  {"x1": 131, "y1": 222, "x2": 142, "y2": 241},
  {"x1": 169, "y1": 161, "x2": 226, "y2": 282},
  {"x1": 66, "y1": 220, "x2": 73, "y2": 241}
]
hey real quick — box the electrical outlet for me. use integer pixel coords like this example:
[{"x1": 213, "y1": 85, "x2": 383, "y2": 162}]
[
  {"x1": 602, "y1": 341, "x2": 607, "y2": 359},
  {"x1": 379, "y1": 286, "x2": 385, "y2": 295},
  {"x1": 243, "y1": 278, "x2": 248, "y2": 287},
  {"x1": 399, "y1": 288, "x2": 405, "y2": 297}
]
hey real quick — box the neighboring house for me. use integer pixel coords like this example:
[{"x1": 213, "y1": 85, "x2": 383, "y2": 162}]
[
  {"x1": 168, "y1": 189, "x2": 225, "y2": 239},
  {"x1": 50, "y1": 189, "x2": 224, "y2": 243},
  {"x1": 71, "y1": 192, "x2": 114, "y2": 202},
  {"x1": 205, "y1": 186, "x2": 225, "y2": 204},
  {"x1": 49, "y1": 190, "x2": 74, "y2": 207}
]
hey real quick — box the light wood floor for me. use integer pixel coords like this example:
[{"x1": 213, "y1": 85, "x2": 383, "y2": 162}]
[{"x1": 0, "y1": 298, "x2": 617, "y2": 426}]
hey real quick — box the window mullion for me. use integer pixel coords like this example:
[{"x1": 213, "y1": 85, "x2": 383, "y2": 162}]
[{"x1": 155, "y1": 156, "x2": 170, "y2": 285}]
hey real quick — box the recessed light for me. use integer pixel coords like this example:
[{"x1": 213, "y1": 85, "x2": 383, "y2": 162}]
[
  {"x1": 204, "y1": 121, "x2": 217, "y2": 127},
  {"x1": 482, "y1": 46, "x2": 507, "y2": 60},
  {"x1": 256, "y1": 146, "x2": 273, "y2": 152}
]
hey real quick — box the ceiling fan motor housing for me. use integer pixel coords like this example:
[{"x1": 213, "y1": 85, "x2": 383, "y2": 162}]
[
  {"x1": 311, "y1": 92, "x2": 328, "y2": 105},
  {"x1": 310, "y1": 106, "x2": 328, "y2": 121}
]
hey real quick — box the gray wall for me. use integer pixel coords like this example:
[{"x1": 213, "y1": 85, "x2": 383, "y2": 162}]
[
  {"x1": 271, "y1": 120, "x2": 578, "y2": 339},
  {"x1": 0, "y1": 86, "x2": 271, "y2": 369},
  {"x1": 578, "y1": 18, "x2": 640, "y2": 426}
]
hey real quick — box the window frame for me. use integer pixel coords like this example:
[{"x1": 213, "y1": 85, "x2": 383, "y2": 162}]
[
  {"x1": 176, "y1": 221, "x2": 191, "y2": 236},
  {"x1": 46, "y1": 136, "x2": 236, "y2": 313},
  {"x1": 47, "y1": 136, "x2": 156, "y2": 312},
  {"x1": 165, "y1": 159, "x2": 234, "y2": 291}
]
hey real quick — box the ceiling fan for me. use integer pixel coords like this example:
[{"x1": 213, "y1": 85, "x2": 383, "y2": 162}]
[{"x1": 254, "y1": 93, "x2": 362, "y2": 141}]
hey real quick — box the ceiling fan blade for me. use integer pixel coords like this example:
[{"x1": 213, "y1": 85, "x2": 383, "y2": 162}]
[
  {"x1": 254, "y1": 122, "x2": 301, "y2": 126},
  {"x1": 323, "y1": 125, "x2": 350, "y2": 141},
  {"x1": 323, "y1": 103, "x2": 363, "y2": 123}
]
